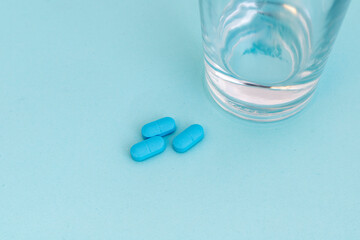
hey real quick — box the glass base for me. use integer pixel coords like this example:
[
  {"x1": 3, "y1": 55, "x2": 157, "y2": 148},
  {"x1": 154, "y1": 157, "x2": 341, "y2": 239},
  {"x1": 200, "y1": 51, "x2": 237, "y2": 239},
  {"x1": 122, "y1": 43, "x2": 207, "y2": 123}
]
[{"x1": 205, "y1": 65, "x2": 318, "y2": 122}]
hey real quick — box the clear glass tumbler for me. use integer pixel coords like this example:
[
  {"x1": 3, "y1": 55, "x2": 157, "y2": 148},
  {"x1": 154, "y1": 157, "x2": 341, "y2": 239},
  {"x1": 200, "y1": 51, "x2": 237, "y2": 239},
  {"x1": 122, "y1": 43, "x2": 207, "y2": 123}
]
[{"x1": 199, "y1": 0, "x2": 351, "y2": 121}]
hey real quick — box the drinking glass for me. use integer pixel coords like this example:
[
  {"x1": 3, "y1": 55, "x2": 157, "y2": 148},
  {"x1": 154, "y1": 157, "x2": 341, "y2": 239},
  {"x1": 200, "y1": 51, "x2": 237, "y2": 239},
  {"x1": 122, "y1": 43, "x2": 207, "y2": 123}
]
[{"x1": 199, "y1": 0, "x2": 351, "y2": 121}]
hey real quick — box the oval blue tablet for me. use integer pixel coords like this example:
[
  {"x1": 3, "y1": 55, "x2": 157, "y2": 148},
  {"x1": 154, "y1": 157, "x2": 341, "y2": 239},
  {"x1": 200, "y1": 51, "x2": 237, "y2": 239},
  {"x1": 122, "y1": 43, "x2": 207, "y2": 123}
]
[
  {"x1": 142, "y1": 117, "x2": 176, "y2": 139},
  {"x1": 130, "y1": 136, "x2": 166, "y2": 162},
  {"x1": 172, "y1": 124, "x2": 204, "y2": 153}
]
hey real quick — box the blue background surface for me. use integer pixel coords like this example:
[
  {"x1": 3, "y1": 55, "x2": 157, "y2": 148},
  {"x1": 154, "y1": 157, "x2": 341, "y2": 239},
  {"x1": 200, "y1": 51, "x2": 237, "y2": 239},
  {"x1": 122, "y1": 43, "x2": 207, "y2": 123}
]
[{"x1": 1, "y1": 0, "x2": 359, "y2": 239}]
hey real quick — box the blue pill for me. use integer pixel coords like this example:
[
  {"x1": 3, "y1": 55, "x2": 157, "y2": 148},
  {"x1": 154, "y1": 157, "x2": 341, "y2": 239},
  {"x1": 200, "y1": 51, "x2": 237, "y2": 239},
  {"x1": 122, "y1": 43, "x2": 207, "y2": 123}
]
[
  {"x1": 142, "y1": 117, "x2": 176, "y2": 139},
  {"x1": 172, "y1": 124, "x2": 204, "y2": 153},
  {"x1": 130, "y1": 136, "x2": 166, "y2": 162}
]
